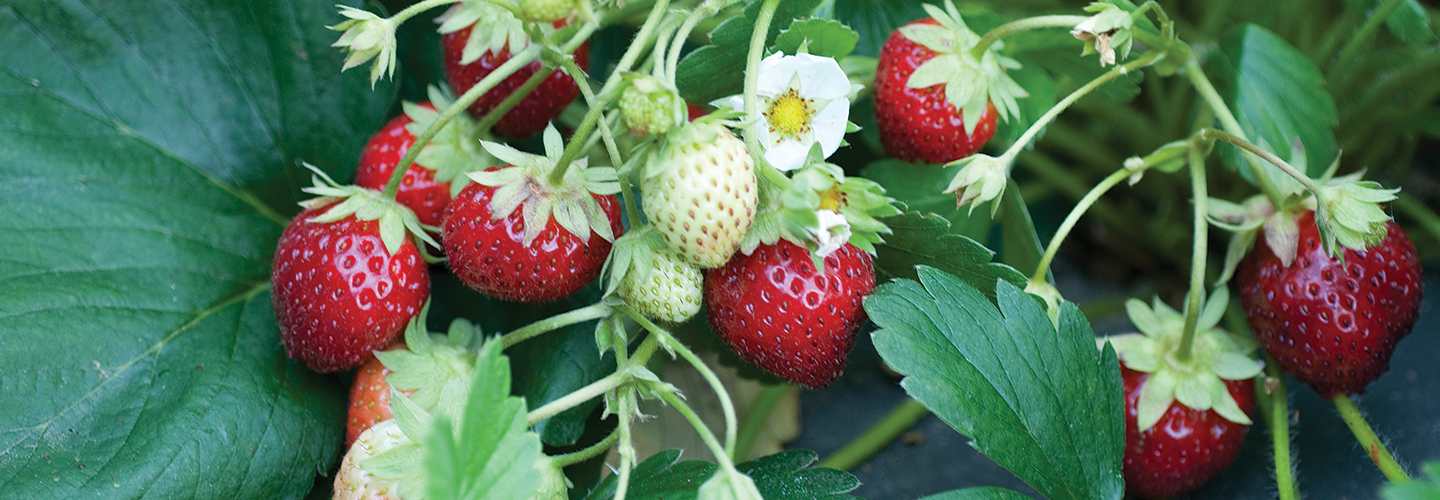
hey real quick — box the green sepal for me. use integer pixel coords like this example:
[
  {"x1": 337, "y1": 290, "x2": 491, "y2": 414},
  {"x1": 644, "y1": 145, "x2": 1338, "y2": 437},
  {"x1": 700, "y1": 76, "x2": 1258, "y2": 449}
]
[
  {"x1": 437, "y1": 0, "x2": 531, "y2": 64},
  {"x1": 404, "y1": 85, "x2": 495, "y2": 198},
  {"x1": 375, "y1": 309, "x2": 480, "y2": 418},
  {"x1": 1314, "y1": 172, "x2": 1400, "y2": 257},
  {"x1": 1101, "y1": 288, "x2": 1262, "y2": 431},
  {"x1": 899, "y1": 0, "x2": 1029, "y2": 135},
  {"x1": 944, "y1": 153, "x2": 1009, "y2": 216},
  {"x1": 298, "y1": 163, "x2": 440, "y2": 254},
  {"x1": 601, "y1": 227, "x2": 667, "y2": 298},
  {"x1": 329, "y1": 5, "x2": 399, "y2": 87},
  {"x1": 470, "y1": 125, "x2": 619, "y2": 245}
]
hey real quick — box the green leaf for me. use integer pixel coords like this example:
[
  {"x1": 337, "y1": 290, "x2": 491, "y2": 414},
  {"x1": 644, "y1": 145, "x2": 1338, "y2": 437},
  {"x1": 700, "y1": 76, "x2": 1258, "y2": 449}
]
[
  {"x1": 860, "y1": 159, "x2": 994, "y2": 240},
  {"x1": 583, "y1": 449, "x2": 859, "y2": 500},
  {"x1": 774, "y1": 18, "x2": 859, "y2": 59},
  {"x1": 675, "y1": 0, "x2": 825, "y2": 104},
  {"x1": 832, "y1": 0, "x2": 929, "y2": 57},
  {"x1": 424, "y1": 338, "x2": 543, "y2": 500},
  {"x1": 0, "y1": 0, "x2": 393, "y2": 496},
  {"x1": 1383, "y1": 461, "x2": 1440, "y2": 500},
  {"x1": 872, "y1": 212, "x2": 1026, "y2": 297},
  {"x1": 918, "y1": 487, "x2": 1035, "y2": 500},
  {"x1": 1214, "y1": 24, "x2": 1339, "y2": 183},
  {"x1": 1385, "y1": 0, "x2": 1435, "y2": 47},
  {"x1": 868, "y1": 270, "x2": 1125, "y2": 500}
]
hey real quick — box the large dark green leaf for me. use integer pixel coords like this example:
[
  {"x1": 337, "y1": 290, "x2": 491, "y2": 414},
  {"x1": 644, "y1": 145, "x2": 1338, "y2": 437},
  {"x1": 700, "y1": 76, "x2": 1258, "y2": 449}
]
[
  {"x1": 582, "y1": 449, "x2": 859, "y2": 500},
  {"x1": 674, "y1": 0, "x2": 825, "y2": 104},
  {"x1": 1214, "y1": 23, "x2": 1338, "y2": 182},
  {"x1": 871, "y1": 212, "x2": 1025, "y2": 296},
  {"x1": 832, "y1": 0, "x2": 929, "y2": 57},
  {"x1": 919, "y1": 488, "x2": 1035, "y2": 500},
  {"x1": 867, "y1": 270, "x2": 1124, "y2": 500},
  {"x1": 0, "y1": 0, "x2": 393, "y2": 496}
]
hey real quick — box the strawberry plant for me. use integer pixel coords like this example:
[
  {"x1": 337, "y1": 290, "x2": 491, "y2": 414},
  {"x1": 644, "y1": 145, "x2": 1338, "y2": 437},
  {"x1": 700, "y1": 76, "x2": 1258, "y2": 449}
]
[{"x1": 3, "y1": 0, "x2": 1438, "y2": 500}]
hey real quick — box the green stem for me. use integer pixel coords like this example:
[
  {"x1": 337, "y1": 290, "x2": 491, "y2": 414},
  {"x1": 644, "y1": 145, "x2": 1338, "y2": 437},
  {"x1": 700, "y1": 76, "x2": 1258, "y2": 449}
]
[
  {"x1": 974, "y1": 49, "x2": 1164, "y2": 171},
  {"x1": 816, "y1": 399, "x2": 930, "y2": 471},
  {"x1": 500, "y1": 302, "x2": 612, "y2": 348},
  {"x1": 1332, "y1": 394, "x2": 1411, "y2": 483},
  {"x1": 1201, "y1": 130, "x2": 1323, "y2": 194},
  {"x1": 1263, "y1": 362, "x2": 1299, "y2": 500},
  {"x1": 741, "y1": 0, "x2": 783, "y2": 169},
  {"x1": 545, "y1": 0, "x2": 670, "y2": 185},
  {"x1": 733, "y1": 384, "x2": 792, "y2": 461},
  {"x1": 970, "y1": 15, "x2": 1090, "y2": 59},
  {"x1": 656, "y1": 387, "x2": 738, "y2": 470},
  {"x1": 383, "y1": 43, "x2": 542, "y2": 199},
  {"x1": 1332, "y1": 0, "x2": 1408, "y2": 71},
  {"x1": 528, "y1": 369, "x2": 629, "y2": 424},
  {"x1": 1182, "y1": 57, "x2": 1286, "y2": 207},
  {"x1": 389, "y1": 0, "x2": 463, "y2": 25},
  {"x1": 618, "y1": 173, "x2": 644, "y2": 229},
  {"x1": 666, "y1": 0, "x2": 735, "y2": 84},
  {"x1": 1030, "y1": 167, "x2": 1130, "y2": 284},
  {"x1": 550, "y1": 427, "x2": 621, "y2": 468},
  {"x1": 620, "y1": 305, "x2": 740, "y2": 458},
  {"x1": 1175, "y1": 142, "x2": 1209, "y2": 362},
  {"x1": 475, "y1": 66, "x2": 554, "y2": 136}
]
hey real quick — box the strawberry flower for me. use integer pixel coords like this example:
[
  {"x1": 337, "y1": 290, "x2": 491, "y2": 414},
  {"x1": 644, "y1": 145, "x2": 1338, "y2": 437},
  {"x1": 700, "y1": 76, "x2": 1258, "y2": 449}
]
[
  {"x1": 945, "y1": 153, "x2": 1009, "y2": 215},
  {"x1": 329, "y1": 6, "x2": 399, "y2": 87},
  {"x1": 726, "y1": 52, "x2": 860, "y2": 171},
  {"x1": 1070, "y1": 3, "x2": 1134, "y2": 66}
]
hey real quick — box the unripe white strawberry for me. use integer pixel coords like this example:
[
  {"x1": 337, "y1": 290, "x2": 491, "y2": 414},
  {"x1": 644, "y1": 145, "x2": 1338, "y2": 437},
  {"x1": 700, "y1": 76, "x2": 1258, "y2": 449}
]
[
  {"x1": 618, "y1": 249, "x2": 703, "y2": 323},
  {"x1": 334, "y1": 419, "x2": 409, "y2": 500},
  {"x1": 641, "y1": 121, "x2": 757, "y2": 268}
]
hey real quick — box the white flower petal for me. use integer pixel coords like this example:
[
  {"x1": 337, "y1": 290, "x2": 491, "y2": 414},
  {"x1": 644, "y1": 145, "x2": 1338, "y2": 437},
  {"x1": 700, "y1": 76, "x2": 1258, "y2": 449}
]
[
  {"x1": 792, "y1": 53, "x2": 851, "y2": 99},
  {"x1": 724, "y1": 95, "x2": 745, "y2": 112},
  {"x1": 764, "y1": 139, "x2": 810, "y2": 172},
  {"x1": 815, "y1": 210, "x2": 851, "y2": 257},
  {"x1": 756, "y1": 52, "x2": 792, "y2": 95},
  {"x1": 811, "y1": 98, "x2": 850, "y2": 158}
]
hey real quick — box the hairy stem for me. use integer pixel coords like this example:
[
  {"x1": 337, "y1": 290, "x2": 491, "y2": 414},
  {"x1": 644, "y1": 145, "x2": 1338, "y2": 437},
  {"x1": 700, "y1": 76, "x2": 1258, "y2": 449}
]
[
  {"x1": 1030, "y1": 167, "x2": 1130, "y2": 284},
  {"x1": 656, "y1": 387, "x2": 738, "y2": 470},
  {"x1": 1201, "y1": 129, "x2": 1323, "y2": 194},
  {"x1": 970, "y1": 15, "x2": 1090, "y2": 58},
  {"x1": 390, "y1": 0, "x2": 463, "y2": 25},
  {"x1": 1262, "y1": 362, "x2": 1299, "y2": 500},
  {"x1": 1333, "y1": 394, "x2": 1411, "y2": 483},
  {"x1": 620, "y1": 305, "x2": 739, "y2": 458},
  {"x1": 816, "y1": 399, "x2": 930, "y2": 471},
  {"x1": 734, "y1": 384, "x2": 793, "y2": 461},
  {"x1": 1175, "y1": 142, "x2": 1209, "y2": 362},
  {"x1": 741, "y1": 0, "x2": 784, "y2": 169},
  {"x1": 550, "y1": 427, "x2": 621, "y2": 468},
  {"x1": 1182, "y1": 57, "x2": 1286, "y2": 207},
  {"x1": 475, "y1": 66, "x2": 554, "y2": 136},
  {"x1": 384, "y1": 44, "x2": 542, "y2": 198},
  {"x1": 500, "y1": 302, "x2": 612, "y2": 348},
  {"x1": 528, "y1": 370, "x2": 629, "y2": 425}
]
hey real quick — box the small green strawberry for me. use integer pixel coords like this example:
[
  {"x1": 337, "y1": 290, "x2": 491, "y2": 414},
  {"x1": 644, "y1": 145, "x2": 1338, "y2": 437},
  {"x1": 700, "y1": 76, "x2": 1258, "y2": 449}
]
[
  {"x1": 619, "y1": 75, "x2": 683, "y2": 137},
  {"x1": 606, "y1": 228, "x2": 703, "y2": 323},
  {"x1": 520, "y1": 0, "x2": 574, "y2": 23},
  {"x1": 641, "y1": 120, "x2": 757, "y2": 268}
]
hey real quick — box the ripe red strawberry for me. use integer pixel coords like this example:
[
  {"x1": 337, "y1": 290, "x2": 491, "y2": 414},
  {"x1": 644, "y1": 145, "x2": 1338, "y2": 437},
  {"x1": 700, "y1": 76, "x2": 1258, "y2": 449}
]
[
  {"x1": 1122, "y1": 365, "x2": 1255, "y2": 499},
  {"x1": 354, "y1": 103, "x2": 450, "y2": 227},
  {"x1": 345, "y1": 345, "x2": 411, "y2": 448},
  {"x1": 439, "y1": 10, "x2": 588, "y2": 138},
  {"x1": 442, "y1": 170, "x2": 623, "y2": 303},
  {"x1": 1237, "y1": 210, "x2": 1423, "y2": 397},
  {"x1": 874, "y1": 18, "x2": 999, "y2": 164},
  {"x1": 272, "y1": 203, "x2": 429, "y2": 373},
  {"x1": 704, "y1": 240, "x2": 875, "y2": 388}
]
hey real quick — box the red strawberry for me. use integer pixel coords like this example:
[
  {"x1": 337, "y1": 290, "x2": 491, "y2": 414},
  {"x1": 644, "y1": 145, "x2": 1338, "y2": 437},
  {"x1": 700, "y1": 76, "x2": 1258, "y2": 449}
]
[
  {"x1": 442, "y1": 170, "x2": 623, "y2": 303},
  {"x1": 1237, "y1": 210, "x2": 1423, "y2": 397},
  {"x1": 704, "y1": 240, "x2": 875, "y2": 388},
  {"x1": 874, "y1": 18, "x2": 999, "y2": 164},
  {"x1": 345, "y1": 345, "x2": 412, "y2": 448},
  {"x1": 272, "y1": 203, "x2": 429, "y2": 373},
  {"x1": 440, "y1": 16, "x2": 588, "y2": 138},
  {"x1": 1122, "y1": 365, "x2": 1255, "y2": 499},
  {"x1": 354, "y1": 103, "x2": 450, "y2": 227}
]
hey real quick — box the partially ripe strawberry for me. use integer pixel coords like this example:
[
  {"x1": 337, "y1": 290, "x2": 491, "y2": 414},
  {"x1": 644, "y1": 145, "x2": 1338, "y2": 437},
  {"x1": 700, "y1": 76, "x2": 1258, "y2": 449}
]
[
  {"x1": 641, "y1": 121, "x2": 757, "y2": 268},
  {"x1": 1237, "y1": 210, "x2": 1422, "y2": 397},
  {"x1": 705, "y1": 240, "x2": 875, "y2": 388},
  {"x1": 874, "y1": 18, "x2": 1000, "y2": 164},
  {"x1": 1122, "y1": 365, "x2": 1255, "y2": 499},
  {"x1": 442, "y1": 126, "x2": 623, "y2": 302},
  {"x1": 345, "y1": 346, "x2": 412, "y2": 448},
  {"x1": 439, "y1": 2, "x2": 588, "y2": 138},
  {"x1": 272, "y1": 202, "x2": 429, "y2": 373},
  {"x1": 354, "y1": 104, "x2": 450, "y2": 227}
]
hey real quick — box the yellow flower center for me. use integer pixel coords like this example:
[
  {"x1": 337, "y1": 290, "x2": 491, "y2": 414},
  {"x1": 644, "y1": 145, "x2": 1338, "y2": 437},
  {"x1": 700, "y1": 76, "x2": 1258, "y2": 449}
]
[
  {"x1": 764, "y1": 88, "x2": 813, "y2": 138},
  {"x1": 818, "y1": 187, "x2": 844, "y2": 211}
]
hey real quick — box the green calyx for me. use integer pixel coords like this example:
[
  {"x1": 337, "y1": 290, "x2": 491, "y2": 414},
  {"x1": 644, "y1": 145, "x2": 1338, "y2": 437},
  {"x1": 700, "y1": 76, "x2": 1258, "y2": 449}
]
[
  {"x1": 781, "y1": 162, "x2": 899, "y2": 260},
  {"x1": 1314, "y1": 172, "x2": 1399, "y2": 257},
  {"x1": 403, "y1": 85, "x2": 493, "y2": 199},
  {"x1": 900, "y1": 1, "x2": 1028, "y2": 136},
  {"x1": 469, "y1": 124, "x2": 621, "y2": 246},
  {"x1": 298, "y1": 163, "x2": 439, "y2": 255},
  {"x1": 1102, "y1": 288, "x2": 1264, "y2": 431},
  {"x1": 1070, "y1": 2, "x2": 1134, "y2": 66},
  {"x1": 438, "y1": 0, "x2": 532, "y2": 63},
  {"x1": 375, "y1": 304, "x2": 480, "y2": 419},
  {"x1": 329, "y1": 6, "x2": 398, "y2": 87},
  {"x1": 944, "y1": 153, "x2": 1010, "y2": 216},
  {"x1": 604, "y1": 228, "x2": 702, "y2": 323}
]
